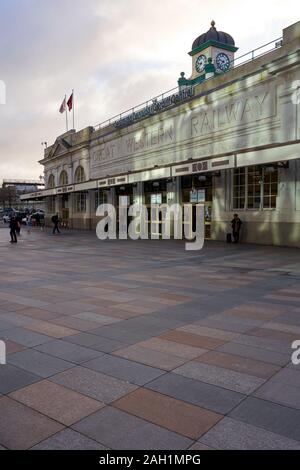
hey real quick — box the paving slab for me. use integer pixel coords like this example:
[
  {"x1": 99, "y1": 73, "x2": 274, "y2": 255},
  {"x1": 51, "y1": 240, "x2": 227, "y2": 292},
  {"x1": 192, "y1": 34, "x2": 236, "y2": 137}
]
[
  {"x1": 50, "y1": 366, "x2": 137, "y2": 403},
  {"x1": 113, "y1": 344, "x2": 188, "y2": 371},
  {"x1": 146, "y1": 372, "x2": 245, "y2": 414},
  {"x1": 31, "y1": 428, "x2": 107, "y2": 450},
  {"x1": 35, "y1": 339, "x2": 104, "y2": 364},
  {"x1": 229, "y1": 397, "x2": 300, "y2": 441},
  {"x1": 0, "y1": 363, "x2": 41, "y2": 394},
  {"x1": 65, "y1": 332, "x2": 128, "y2": 352},
  {"x1": 137, "y1": 337, "x2": 208, "y2": 359},
  {"x1": 196, "y1": 350, "x2": 280, "y2": 379},
  {"x1": 173, "y1": 361, "x2": 265, "y2": 394},
  {"x1": 72, "y1": 406, "x2": 192, "y2": 450},
  {"x1": 0, "y1": 396, "x2": 64, "y2": 450},
  {"x1": 199, "y1": 417, "x2": 300, "y2": 450},
  {"x1": 8, "y1": 349, "x2": 74, "y2": 378},
  {"x1": 1, "y1": 327, "x2": 52, "y2": 347},
  {"x1": 218, "y1": 341, "x2": 290, "y2": 366},
  {"x1": 113, "y1": 388, "x2": 222, "y2": 440},
  {"x1": 83, "y1": 354, "x2": 165, "y2": 385},
  {"x1": 10, "y1": 380, "x2": 104, "y2": 425}
]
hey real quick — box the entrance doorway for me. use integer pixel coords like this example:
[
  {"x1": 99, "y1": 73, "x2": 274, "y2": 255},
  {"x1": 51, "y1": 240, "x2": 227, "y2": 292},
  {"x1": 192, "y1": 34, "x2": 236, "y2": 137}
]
[
  {"x1": 181, "y1": 174, "x2": 212, "y2": 239},
  {"x1": 144, "y1": 179, "x2": 167, "y2": 237}
]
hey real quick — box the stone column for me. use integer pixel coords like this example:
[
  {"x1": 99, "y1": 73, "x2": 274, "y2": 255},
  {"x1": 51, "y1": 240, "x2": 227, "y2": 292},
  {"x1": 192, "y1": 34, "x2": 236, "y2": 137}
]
[
  {"x1": 133, "y1": 181, "x2": 144, "y2": 205},
  {"x1": 85, "y1": 190, "x2": 91, "y2": 230}
]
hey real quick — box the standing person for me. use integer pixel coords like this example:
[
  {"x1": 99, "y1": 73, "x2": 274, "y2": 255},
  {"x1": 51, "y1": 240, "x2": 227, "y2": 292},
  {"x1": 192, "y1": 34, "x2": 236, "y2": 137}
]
[
  {"x1": 52, "y1": 213, "x2": 60, "y2": 234},
  {"x1": 35, "y1": 212, "x2": 40, "y2": 228},
  {"x1": 9, "y1": 216, "x2": 18, "y2": 243},
  {"x1": 15, "y1": 214, "x2": 21, "y2": 236},
  {"x1": 40, "y1": 215, "x2": 45, "y2": 232},
  {"x1": 26, "y1": 214, "x2": 31, "y2": 233},
  {"x1": 231, "y1": 213, "x2": 242, "y2": 243}
]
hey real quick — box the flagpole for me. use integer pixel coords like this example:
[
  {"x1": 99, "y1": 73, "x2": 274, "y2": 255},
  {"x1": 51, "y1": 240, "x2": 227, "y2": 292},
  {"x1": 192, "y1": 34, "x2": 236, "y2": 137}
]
[
  {"x1": 72, "y1": 89, "x2": 75, "y2": 130},
  {"x1": 65, "y1": 94, "x2": 68, "y2": 132}
]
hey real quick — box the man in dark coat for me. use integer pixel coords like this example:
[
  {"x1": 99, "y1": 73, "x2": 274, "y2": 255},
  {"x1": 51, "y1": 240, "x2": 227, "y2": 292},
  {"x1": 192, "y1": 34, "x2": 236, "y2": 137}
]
[
  {"x1": 9, "y1": 216, "x2": 18, "y2": 243},
  {"x1": 52, "y1": 213, "x2": 60, "y2": 234},
  {"x1": 231, "y1": 214, "x2": 242, "y2": 243}
]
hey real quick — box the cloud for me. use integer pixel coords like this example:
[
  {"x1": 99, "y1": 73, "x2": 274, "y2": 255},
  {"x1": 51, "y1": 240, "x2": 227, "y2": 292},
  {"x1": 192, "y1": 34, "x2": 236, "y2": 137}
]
[{"x1": 0, "y1": 0, "x2": 299, "y2": 181}]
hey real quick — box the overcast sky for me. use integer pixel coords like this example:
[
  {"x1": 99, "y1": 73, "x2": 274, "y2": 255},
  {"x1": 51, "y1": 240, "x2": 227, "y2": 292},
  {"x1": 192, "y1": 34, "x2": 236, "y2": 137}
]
[{"x1": 0, "y1": 0, "x2": 299, "y2": 182}]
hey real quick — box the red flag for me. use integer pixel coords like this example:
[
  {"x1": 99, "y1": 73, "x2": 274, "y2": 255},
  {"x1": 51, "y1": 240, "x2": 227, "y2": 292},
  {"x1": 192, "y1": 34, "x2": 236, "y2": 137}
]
[
  {"x1": 59, "y1": 97, "x2": 66, "y2": 113},
  {"x1": 67, "y1": 92, "x2": 73, "y2": 111}
]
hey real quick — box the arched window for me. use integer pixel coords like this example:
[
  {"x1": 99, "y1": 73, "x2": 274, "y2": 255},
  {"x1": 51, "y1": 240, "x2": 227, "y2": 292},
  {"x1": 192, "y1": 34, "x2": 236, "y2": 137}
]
[
  {"x1": 59, "y1": 170, "x2": 68, "y2": 186},
  {"x1": 74, "y1": 166, "x2": 85, "y2": 183},
  {"x1": 48, "y1": 174, "x2": 55, "y2": 188}
]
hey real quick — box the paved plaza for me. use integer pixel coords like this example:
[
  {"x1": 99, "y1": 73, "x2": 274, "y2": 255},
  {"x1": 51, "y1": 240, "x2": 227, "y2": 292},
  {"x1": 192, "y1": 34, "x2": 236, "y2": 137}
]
[{"x1": 0, "y1": 224, "x2": 300, "y2": 450}]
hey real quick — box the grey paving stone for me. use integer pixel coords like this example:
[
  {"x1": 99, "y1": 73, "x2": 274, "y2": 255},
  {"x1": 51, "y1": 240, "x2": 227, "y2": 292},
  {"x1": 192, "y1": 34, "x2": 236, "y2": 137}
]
[
  {"x1": 8, "y1": 349, "x2": 74, "y2": 378},
  {"x1": 72, "y1": 407, "x2": 192, "y2": 450},
  {"x1": 199, "y1": 417, "x2": 300, "y2": 450},
  {"x1": 232, "y1": 334, "x2": 291, "y2": 354},
  {"x1": 229, "y1": 397, "x2": 300, "y2": 441},
  {"x1": 276, "y1": 312, "x2": 300, "y2": 327},
  {"x1": 35, "y1": 339, "x2": 104, "y2": 364},
  {"x1": 1, "y1": 327, "x2": 52, "y2": 347},
  {"x1": 0, "y1": 364, "x2": 40, "y2": 394},
  {"x1": 254, "y1": 381, "x2": 300, "y2": 410},
  {"x1": 174, "y1": 361, "x2": 265, "y2": 395},
  {"x1": 31, "y1": 428, "x2": 107, "y2": 450},
  {"x1": 50, "y1": 366, "x2": 137, "y2": 403},
  {"x1": 0, "y1": 312, "x2": 38, "y2": 328},
  {"x1": 266, "y1": 367, "x2": 300, "y2": 387},
  {"x1": 0, "y1": 444, "x2": 5, "y2": 450},
  {"x1": 0, "y1": 319, "x2": 16, "y2": 331},
  {"x1": 146, "y1": 372, "x2": 245, "y2": 414},
  {"x1": 65, "y1": 332, "x2": 129, "y2": 352},
  {"x1": 90, "y1": 325, "x2": 154, "y2": 344},
  {"x1": 83, "y1": 354, "x2": 165, "y2": 386},
  {"x1": 218, "y1": 342, "x2": 290, "y2": 366},
  {"x1": 200, "y1": 316, "x2": 265, "y2": 331}
]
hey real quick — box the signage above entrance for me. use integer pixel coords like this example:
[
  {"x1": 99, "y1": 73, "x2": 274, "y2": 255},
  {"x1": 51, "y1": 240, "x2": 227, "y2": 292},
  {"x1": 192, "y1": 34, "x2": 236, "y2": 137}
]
[{"x1": 98, "y1": 175, "x2": 129, "y2": 188}]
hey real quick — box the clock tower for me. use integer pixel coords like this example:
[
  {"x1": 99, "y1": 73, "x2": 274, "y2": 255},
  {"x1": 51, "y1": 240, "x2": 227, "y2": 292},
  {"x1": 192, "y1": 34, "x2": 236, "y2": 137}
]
[{"x1": 189, "y1": 21, "x2": 238, "y2": 80}]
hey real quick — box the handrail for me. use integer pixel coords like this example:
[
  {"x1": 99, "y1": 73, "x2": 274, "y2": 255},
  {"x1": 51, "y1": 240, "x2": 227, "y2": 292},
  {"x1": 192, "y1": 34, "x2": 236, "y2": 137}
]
[{"x1": 93, "y1": 36, "x2": 283, "y2": 132}]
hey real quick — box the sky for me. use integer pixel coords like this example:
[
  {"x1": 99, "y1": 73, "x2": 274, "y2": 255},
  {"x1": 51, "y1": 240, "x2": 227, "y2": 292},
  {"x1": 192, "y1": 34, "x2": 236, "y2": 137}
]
[{"x1": 0, "y1": 0, "x2": 299, "y2": 182}]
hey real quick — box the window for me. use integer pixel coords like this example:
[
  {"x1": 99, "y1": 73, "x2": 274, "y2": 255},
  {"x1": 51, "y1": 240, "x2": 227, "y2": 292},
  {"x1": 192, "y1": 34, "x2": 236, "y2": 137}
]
[
  {"x1": 232, "y1": 165, "x2": 278, "y2": 210},
  {"x1": 48, "y1": 174, "x2": 55, "y2": 189},
  {"x1": 59, "y1": 170, "x2": 68, "y2": 186},
  {"x1": 75, "y1": 192, "x2": 86, "y2": 212},
  {"x1": 247, "y1": 166, "x2": 261, "y2": 209},
  {"x1": 48, "y1": 196, "x2": 55, "y2": 213},
  {"x1": 232, "y1": 168, "x2": 245, "y2": 210},
  {"x1": 263, "y1": 168, "x2": 278, "y2": 209},
  {"x1": 95, "y1": 190, "x2": 107, "y2": 211},
  {"x1": 74, "y1": 166, "x2": 85, "y2": 183}
]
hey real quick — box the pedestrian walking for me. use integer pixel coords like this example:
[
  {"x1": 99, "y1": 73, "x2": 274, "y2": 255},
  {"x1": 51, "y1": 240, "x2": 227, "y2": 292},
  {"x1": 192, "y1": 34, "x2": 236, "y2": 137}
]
[
  {"x1": 52, "y1": 213, "x2": 60, "y2": 234},
  {"x1": 9, "y1": 216, "x2": 18, "y2": 243},
  {"x1": 15, "y1": 214, "x2": 21, "y2": 236},
  {"x1": 26, "y1": 214, "x2": 31, "y2": 233},
  {"x1": 231, "y1": 213, "x2": 242, "y2": 243}
]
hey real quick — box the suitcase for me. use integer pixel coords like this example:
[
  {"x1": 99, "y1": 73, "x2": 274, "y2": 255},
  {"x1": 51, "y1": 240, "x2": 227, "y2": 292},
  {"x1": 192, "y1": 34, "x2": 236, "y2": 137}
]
[{"x1": 226, "y1": 233, "x2": 232, "y2": 243}]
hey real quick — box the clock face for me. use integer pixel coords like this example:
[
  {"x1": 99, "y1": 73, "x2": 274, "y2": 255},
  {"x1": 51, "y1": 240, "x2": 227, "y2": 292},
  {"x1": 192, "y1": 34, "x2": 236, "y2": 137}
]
[
  {"x1": 195, "y1": 54, "x2": 206, "y2": 73},
  {"x1": 216, "y1": 52, "x2": 230, "y2": 72}
]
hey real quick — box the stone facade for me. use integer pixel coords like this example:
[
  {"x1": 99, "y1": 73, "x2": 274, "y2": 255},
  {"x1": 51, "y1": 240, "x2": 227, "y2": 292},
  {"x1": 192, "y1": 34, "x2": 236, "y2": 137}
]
[{"x1": 22, "y1": 20, "x2": 300, "y2": 246}]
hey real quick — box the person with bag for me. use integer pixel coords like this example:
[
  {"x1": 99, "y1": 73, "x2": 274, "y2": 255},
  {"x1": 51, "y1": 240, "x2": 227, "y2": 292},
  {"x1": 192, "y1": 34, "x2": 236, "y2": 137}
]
[{"x1": 231, "y1": 213, "x2": 242, "y2": 243}]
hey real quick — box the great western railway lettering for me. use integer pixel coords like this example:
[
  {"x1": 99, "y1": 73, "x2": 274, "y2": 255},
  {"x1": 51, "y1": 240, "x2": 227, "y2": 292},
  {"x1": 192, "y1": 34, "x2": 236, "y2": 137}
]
[
  {"x1": 92, "y1": 125, "x2": 174, "y2": 164},
  {"x1": 191, "y1": 90, "x2": 272, "y2": 136}
]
